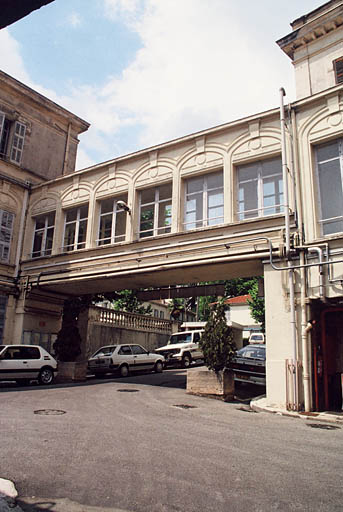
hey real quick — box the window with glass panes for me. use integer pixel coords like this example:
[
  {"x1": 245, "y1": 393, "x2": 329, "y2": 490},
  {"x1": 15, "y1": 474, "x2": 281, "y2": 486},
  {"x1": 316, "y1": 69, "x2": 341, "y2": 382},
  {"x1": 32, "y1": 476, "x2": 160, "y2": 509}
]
[
  {"x1": 184, "y1": 171, "x2": 223, "y2": 230},
  {"x1": 63, "y1": 205, "x2": 88, "y2": 251},
  {"x1": 0, "y1": 209, "x2": 14, "y2": 262},
  {"x1": 32, "y1": 212, "x2": 55, "y2": 258},
  {"x1": 98, "y1": 196, "x2": 127, "y2": 245},
  {"x1": 139, "y1": 184, "x2": 172, "y2": 238},
  {"x1": 237, "y1": 157, "x2": 283, "y2": 220},
  {"x1": 315, "y1": 139, "x2": 343, "y2": 235},
  {"x1": 0, "y1": 113, "x2": 26, "y2": 164}
]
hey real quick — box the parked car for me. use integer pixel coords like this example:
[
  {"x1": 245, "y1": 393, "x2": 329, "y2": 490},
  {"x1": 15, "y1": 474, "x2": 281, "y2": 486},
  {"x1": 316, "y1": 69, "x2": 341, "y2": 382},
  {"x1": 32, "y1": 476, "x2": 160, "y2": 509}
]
[
  {"x1": 248, "y1": 333, "x2": 265, "y2": 344},
  {"x1": 88, "y1": 344, "x2": 165, "y2": 377},
  {"x1": 230, "y1": 344, "x2": 266, "y2": 386},
  {"x1": 155, "y1": 330, "x2": 204, "y2": 368},
  {"x1": 0, "y1": 344, "x2": 57, "y2": 385}
]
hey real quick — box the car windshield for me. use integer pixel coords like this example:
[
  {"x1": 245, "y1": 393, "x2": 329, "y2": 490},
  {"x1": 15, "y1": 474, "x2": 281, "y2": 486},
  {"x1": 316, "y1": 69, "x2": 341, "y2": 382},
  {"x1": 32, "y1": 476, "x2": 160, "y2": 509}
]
[
  {"x1": 92, "y1": 346, "x2": 117, "y2": 357},
  {"x1": 237, "y1": 347, "x2": 265, "y2": 359},
  {"x1": 168, "y1": 333, "x2": 192, "y2": 344}
]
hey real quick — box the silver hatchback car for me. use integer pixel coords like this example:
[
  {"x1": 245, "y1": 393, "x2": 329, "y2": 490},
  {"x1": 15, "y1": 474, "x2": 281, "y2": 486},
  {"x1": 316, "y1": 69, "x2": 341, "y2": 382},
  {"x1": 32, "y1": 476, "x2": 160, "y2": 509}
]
[{"x1": 88, "y1": 344, "x2": 165, "y2": 378}]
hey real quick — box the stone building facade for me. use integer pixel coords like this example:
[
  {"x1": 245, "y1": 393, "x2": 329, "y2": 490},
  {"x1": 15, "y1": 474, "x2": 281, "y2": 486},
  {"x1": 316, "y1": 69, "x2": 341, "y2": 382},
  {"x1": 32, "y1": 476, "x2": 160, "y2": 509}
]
[{"x1": 1, "y1": 1, "x2": 343, "y2": 412}]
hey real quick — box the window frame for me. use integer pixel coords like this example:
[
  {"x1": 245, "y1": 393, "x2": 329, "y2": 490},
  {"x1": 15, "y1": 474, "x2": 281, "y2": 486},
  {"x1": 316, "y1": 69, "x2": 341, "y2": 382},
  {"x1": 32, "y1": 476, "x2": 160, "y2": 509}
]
[
  {"x1": 0, "y1": 209, "x2": 14, "y2": 263},
  {"x1": 0, "y1": 112, "x2": 26, "y2": 165},
  {"x1": 138, "y1": 184, "x2": 172, "y2": 239},
  {"x1": 333, "y1": 57, "x2": 343, "y2": 85},
  {"x1": 62, "y1": 204, "x2": 89, "y2": 252},
  {"x1": 32, "y1": 212, "x2": 55, "y2": 258},
  {"x1": 183, "y1": 170, "x2": 224, "y2": 231},
  {"x1": 314, "y1": 138, "x2": 343, "y2": 236},
  {"x1": 97, "y1": 195, "x2": 128, "y2": 246},
  {"x1": 236, "y1": 157, "x2": 283, "y2": 221}
]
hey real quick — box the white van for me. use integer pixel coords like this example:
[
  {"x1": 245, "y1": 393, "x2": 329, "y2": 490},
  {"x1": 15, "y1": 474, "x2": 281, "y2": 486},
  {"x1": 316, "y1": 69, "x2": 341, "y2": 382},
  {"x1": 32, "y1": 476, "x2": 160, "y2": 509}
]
[
  {"x1": 155, "y1": 330, "x2": 204, "y2": 368},
  {"x1": 248, "y1": 333, "x2": 265, "y2": 344}
]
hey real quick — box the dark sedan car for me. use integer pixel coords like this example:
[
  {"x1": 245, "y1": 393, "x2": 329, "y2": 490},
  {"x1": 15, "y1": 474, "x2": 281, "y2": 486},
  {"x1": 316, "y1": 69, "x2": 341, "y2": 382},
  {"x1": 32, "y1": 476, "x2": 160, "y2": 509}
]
[{"x1": 230, "y1": 344, "x2": 266, "y2": 386}]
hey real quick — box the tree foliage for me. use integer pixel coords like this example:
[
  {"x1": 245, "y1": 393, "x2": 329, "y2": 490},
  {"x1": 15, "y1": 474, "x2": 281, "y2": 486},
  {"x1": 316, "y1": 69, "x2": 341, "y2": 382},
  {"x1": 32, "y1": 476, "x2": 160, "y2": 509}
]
[
  {"x1": 199, "y1": 300, "x2": 236, "y2": 372},
  {"x1": 110, "y1": 289, "x2": 152, "y2": 315}
]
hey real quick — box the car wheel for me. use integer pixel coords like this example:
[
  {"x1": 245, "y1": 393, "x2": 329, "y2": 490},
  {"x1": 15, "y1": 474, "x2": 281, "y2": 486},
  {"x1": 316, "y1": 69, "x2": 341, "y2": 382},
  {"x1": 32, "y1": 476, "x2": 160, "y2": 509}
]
[
  {"x1": 38, "y1": 367, "x2": 54, "y2": 385},
  {"x1": 119, "y1": 364, "x2": 129, "y2": 378},
  {"x1": 182, "y1": 354, "x2": 191, "y2": 368},
  {"x1": 154, "y1": 360, "x2": 163, "y2": 373}
]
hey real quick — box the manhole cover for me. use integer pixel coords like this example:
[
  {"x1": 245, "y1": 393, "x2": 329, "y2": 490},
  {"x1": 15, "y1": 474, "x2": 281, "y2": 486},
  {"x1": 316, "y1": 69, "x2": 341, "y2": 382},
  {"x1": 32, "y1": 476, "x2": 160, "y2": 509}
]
[
  {"x1": 173, "y1": 404, "x2": 197, "y2": 409},
  {"x1": 34, "y1": 409, "x2": 66, "y2": 415},
  {"x1": 307, "y1": 423, "x2": 340, "y2": 430},
  {"x1": 117, "y1": 389, "x2": 139, "y2": 393}
]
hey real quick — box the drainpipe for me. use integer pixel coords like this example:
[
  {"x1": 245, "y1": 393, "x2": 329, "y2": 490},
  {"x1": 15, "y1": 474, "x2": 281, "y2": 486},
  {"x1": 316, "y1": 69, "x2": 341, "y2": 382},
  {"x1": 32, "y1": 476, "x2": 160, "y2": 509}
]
[
  {"x1": 280, "y1": 88, "x2": 298, "y2": 409},
  {"x1": 307, "y1": 247, "x2": 325, "y2": 301}
]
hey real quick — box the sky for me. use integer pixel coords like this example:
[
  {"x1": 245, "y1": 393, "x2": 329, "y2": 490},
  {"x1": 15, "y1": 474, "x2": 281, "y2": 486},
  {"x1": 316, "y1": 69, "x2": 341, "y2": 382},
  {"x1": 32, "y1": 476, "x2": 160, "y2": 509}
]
[{"x1": 1, "y1": 0, "x2": 324, "y2": 170}]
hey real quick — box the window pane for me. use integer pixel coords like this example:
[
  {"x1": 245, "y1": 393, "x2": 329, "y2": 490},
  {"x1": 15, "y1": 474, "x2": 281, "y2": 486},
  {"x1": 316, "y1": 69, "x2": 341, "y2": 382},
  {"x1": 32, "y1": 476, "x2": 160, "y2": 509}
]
[
  {"x1": 35, "y1": 217, "x2": 46, "y2": 230},
  {"x1": 99, "y1": 214, "x2": 112, "y2": 242},
  {"x1": 208, "y1": 206, "x2": 224, "y2": 225},
  {"x1": 159, "y1": 183, "x2": 172, "y2": 201},
  {"x1": 77, "y1": 219, "x2": 87, "y2": 247},
  {"x1": 66, "y1": 209, "x2": 77, "y2": 222},
  {"x1": 208, "y1": 190, "x2": 223, "y2": 208},
  {"x1": 47, "y1": 212, "x2": 55, "y2": 227},
  {"x1": 64, "y1": 223, "x2": 76, "y2": 249},
  {"x1": 317, "y1": 141, "x2": 339, "y2": 162},
  {"x1": 318, "y1": 160, "x2": 343, "y2": 222},
  {"x1": 187, "y1": 177, "x2": 203, "y2": 194},
  {"x1": 114, "y1": 210, "x2": 126, "y2": 240},
  {"x1": 238, "y1": 163, "x2": 258, "y2": 182},
  {"x1": 207, "y1": 172, "x2": 223, "y2": 190},
  {"x1": 32, "y1": 231, "x2": 43, "y2": 255},
  {"x1": 158, "y1": 203, "x2": 172, "y2": 233},
  {"x1": 101, "y1": 198, "x2": 114, "y2": 214},
  {"x1": 79, "y1": 205, "x2": 88, "y2": 219},
  {"x1": 141, "y1": 188, "x2": 155, "y2": 205},
  {"x1": 140, "y1": 205, "x2": 154, "y2": 237},
  {"x1": 45, "y1": 227, "x2": 54, "y2": 254},
  {"x1": 239, "y1": 180, "x2": 258, "y2": 219},
  {"x1": 261, "y1": 158, "x2": 282, "y2": 178}
]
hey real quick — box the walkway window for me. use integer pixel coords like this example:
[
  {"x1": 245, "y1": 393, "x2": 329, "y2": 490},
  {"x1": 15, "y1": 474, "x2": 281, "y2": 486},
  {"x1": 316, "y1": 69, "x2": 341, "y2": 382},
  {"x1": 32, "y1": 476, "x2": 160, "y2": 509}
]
[
  {"x1": 0, "y1": 209, "x2": 14, "y2": 262},
  {"x1": 32, "y1": 212, "x2": 55, "y2": 258},
  {"x1": 63, "y1": 205, "x2": 88, "y2": 251},
  {"x1": 237, "y1": 157, "x2": 283, "y2": 220},
  {"x1": 98, "y1": 196, "x2": 127, "y2": 245},
  {"x1": 316, "y1": 139, "x2": 343, "y2": 235},
  {"x1": 184, "y1": 171, "x2": 223, "y2": 230},
  {"x1": 139, "y1": 184, "x2": 172, "y2": 238}
]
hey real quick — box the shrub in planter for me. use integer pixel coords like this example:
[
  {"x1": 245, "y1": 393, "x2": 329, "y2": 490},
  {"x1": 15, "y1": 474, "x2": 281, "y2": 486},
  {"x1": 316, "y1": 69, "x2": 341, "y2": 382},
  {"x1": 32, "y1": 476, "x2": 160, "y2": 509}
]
[
  {"x1": 187, "y1": 300, "x2": 236, "y2": 400},
  {"x1": 199, "y1": 299, "x2": 236, "y2": 372}
]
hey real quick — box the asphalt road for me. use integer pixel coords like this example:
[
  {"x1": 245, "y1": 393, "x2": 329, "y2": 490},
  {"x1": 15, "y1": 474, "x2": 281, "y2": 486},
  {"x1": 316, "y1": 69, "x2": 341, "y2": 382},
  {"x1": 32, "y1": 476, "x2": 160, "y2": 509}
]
[{"x1": 1, "y1": 369, "x2": 343, "y2": 512}]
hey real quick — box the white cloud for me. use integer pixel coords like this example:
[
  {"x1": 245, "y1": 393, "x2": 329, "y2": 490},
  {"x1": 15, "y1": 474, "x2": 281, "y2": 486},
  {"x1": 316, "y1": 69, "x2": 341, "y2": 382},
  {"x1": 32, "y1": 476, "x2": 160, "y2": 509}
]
[
  {"x1": 1, "y1": 1, "x2": 306, "y2": 170},
  {"x1": 67, "y1": 12, "x2": 82, "y2": 28}
]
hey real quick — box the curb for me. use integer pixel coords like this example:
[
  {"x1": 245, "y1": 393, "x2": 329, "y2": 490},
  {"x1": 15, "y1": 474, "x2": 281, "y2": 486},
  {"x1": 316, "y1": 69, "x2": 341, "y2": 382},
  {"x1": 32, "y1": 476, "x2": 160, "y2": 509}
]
[{"x1": 251, "y1": 398, "x2": 343, "y2": 424}]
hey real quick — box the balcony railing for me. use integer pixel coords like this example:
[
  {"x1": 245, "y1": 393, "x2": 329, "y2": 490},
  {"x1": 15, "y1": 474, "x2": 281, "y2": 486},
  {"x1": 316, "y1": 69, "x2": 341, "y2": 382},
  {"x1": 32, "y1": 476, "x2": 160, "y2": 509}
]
[{"x1": 90, "y1": 306, "x2": 172, "y2": 335}]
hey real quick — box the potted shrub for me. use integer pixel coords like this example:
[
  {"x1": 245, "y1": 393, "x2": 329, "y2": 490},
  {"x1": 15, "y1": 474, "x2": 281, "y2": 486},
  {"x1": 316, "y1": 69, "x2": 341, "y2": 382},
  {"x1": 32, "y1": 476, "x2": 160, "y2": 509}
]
[
  {"x1": 186, "y1": 299, "x2": 236, "y2": 401},
  {"x1": 53, "y1": 297, "x2": 87, "y2": 381}
]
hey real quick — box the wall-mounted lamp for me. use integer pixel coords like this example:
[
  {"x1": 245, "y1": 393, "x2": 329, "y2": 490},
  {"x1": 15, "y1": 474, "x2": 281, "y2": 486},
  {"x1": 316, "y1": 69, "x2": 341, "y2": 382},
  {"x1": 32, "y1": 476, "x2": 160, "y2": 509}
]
[
  {"x1": 224, "y1": 243, "x2": 230, "y2": 249},
  {"x1": 117, "y1": 200, "x2": 131, "y2": 215}
]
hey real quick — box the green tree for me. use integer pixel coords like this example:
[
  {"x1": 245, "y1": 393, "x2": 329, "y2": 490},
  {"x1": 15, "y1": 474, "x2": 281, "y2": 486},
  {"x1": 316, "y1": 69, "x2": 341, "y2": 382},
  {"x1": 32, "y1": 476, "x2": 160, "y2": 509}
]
[
  {"x1": 110, "y1": 289, "x2": 152, "y2": 315},
  {"x1": 199, "y1": 300, "x2": 236, "y2": 372},
  {"x1": 247, "y1": 278, "x2": 265, "y2": 331}
]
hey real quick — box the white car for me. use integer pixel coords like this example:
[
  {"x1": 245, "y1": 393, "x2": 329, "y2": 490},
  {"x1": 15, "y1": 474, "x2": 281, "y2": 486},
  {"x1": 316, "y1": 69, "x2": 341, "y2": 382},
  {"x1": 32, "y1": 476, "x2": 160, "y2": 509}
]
[
  {"x1": 155, "y1": 330, "x2": 204, "y2": 368},
  {"x1": 0, "y1": 344, "x2": 58, "y2": 385},
  {"x1": 88, "y1": 344, "x2": 165, "y2": 378}
]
